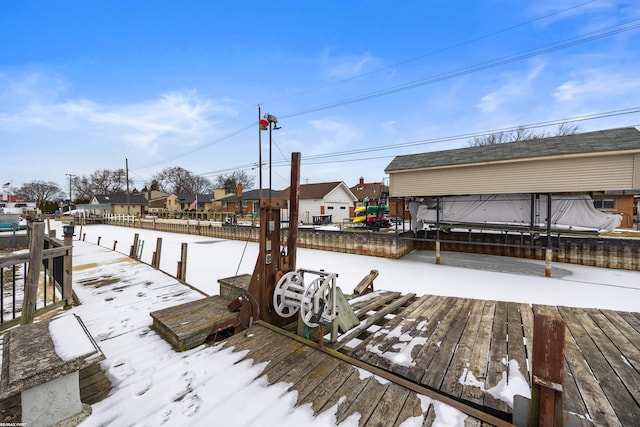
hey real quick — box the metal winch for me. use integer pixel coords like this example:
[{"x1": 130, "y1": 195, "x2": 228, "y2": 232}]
[{"x1": 272, "y1": 269, "x2": 338, "y2": 327}]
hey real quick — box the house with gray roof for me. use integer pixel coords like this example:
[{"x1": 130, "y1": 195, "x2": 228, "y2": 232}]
[
  {"x1": 385, "y1": 127, "x2": 640, "y2": 228},
  {"x1": 90, "y1": 194, "x2": 148, "y2": 216}
]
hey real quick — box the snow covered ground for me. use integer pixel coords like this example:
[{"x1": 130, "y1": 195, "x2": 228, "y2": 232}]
[
  {"x1": 57, "y1": 222, "x2": 640, "y2": 313},
  {"x1": 38, "y1": 221, "x2": 640, "y2": 426}
]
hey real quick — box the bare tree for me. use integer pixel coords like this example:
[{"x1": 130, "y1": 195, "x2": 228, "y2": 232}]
[
  {"x1": 72, "y1": 168, "x2": 133, "y2": 199},
  {"x1": 214, "y1": 170, "x2": 255, "y2": 194},
  {"x1": 14, "y1": 181, "x2": 64, "y2": 207},
  {"x1": 556, "y1": 122, "x2": 580, "y2": 136},
  {"x1": 469, "y1": 123, "x2": 579, "y2": 147},
  {"x1": 152, "y1": 166, "x2": 212, "y2": 194}
]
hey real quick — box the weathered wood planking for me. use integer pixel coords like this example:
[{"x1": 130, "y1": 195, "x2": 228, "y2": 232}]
[
  {"x1": 460, "y1": 299, "x2": 495, "y2": 407},
  {"x1": 556, "y1": 305, "x2": 638, "y2": 426},
  {"x1": 346, "y1": 294, "x2": 639, "y2": 426},
  {"x1": 221, "y1": 323, "x2": 494, "y2": 427},
  {"x1": 440, "y1": 298, "x2": 488, "y2": 399},
  {"x1": 534, "y1": 304, "x2": 625, "y2": 426},
  {"x1": 419, "y1": 298, "x2": 476, "y2": 389},
  {"x1": 484, "y1": 300, "x2": 510, "y2": 413},
  {"x1": 150, "y1": 295, "x2": 239, "y2": 351}
]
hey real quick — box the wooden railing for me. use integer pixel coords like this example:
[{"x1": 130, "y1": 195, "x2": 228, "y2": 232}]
[{"x1": 0, "y1": 220, "x2": 73, "y2": 329}]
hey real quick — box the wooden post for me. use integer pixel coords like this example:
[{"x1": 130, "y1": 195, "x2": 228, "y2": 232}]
[
  {"x1": 97, "y1": 236, "x2": 101, "y2": 245},
  {"x1": 22, "y1": 221, "x2": 44, "y2": 325},
  {"x1": 153, "y1": 237, "x2": 163, "y2": 269},
  {"x1": 49, "y1": 229, "x2": 56, "y2": 239},
  {"x1": 435, "y1": 241, "x2": 441, "y2": 265},
  {"x1": 288, "y1": 152, "x2": 301, "y2": 271},
  {"x1": 130, "y1": 233, "x2": 139, "y2": 258},
  {"x1": 113, "y1": 240, "x2": 118, "y2": 251},
  {"x1": 63, "y1": 225, "x2": 74, "y2": 309},
  {"x1": 178, "y1": 243, "x2": 187, "y2": 281},
  {"x1": 529, "y1": 313, "x2": 566, "y2": 427},
  {"x1": 545, "y1": 249, "x2": 553, "y2": 278}
]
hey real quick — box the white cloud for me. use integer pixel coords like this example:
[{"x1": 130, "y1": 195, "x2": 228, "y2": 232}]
[
  {"x1": 0, "y1": 73, "x2": 237, "y2": 155},
  {"x1": 477, "y1": 63, "x2": 546, "y2": 113},
  {"x1": 553, "y1": 68, "x2": 640, "y2": 102},
  {"x1": 306, "y1": 117, "x2": 361, "y2": 154},
  {"x1": 322, "y1": 50, "x2": 377, "y2": 79}
]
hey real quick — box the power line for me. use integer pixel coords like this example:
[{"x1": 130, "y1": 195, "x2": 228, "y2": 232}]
[
  {"x1": 192, "y1": 107, "x2": 640, "y2": 176},
  {"x1": 280, "y1": 20, "x2": 640, "y2": 119},
  {"x1": 258, "y1": 0, "x2": 598, "y2": 106}
]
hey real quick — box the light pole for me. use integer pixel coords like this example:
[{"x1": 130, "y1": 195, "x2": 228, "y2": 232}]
[
  {"x1": 65, "y1": 173, "x2": 75, "y2": 213},
  {"x1": 262, "y1": 113, "x2": 280, "y2": 201}
]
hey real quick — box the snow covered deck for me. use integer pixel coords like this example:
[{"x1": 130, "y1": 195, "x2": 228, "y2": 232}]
[
  {"x1": 341, "y1": 292, "x2": 640, "y2": 426},
  {"x1": 2, "y1": 237, "x2": 638, "y2": 426}
]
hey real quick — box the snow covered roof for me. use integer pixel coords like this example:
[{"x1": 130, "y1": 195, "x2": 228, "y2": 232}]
[
  {"x1": 385, "y1": 126, "x2": 640, "y2": 172},
  {"x1": 93, "y1": 194, "x2": 148, "y2": 205}
]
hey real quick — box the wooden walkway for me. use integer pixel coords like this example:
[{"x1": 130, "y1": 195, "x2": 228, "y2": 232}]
[
  {"x1": 148, "y1": 279, "x2": 640, "y2": 426},
  {"x1": 335, "y1": 292, "x2": 640, "y2": 427},
  {"x1": 220, "y1": 321, "x2": 508, "y2": 426}
]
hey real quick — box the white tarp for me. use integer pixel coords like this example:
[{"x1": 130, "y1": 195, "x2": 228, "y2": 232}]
[{"x1": 409, "y1": 194, "x2": 622, "y2": 232}]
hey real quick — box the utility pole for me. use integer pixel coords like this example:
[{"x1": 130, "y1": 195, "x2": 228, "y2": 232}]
[
  {"x1": 65, "y1": 173, "x2": 75, "y2": 213},
  {"x1": 126, "y1": 158, "x2": 131, "y2": 215}
]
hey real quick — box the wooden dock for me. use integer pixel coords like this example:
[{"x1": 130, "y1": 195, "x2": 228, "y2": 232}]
[
  {"x1": 335, "y1": 291, "x2": 640, "y2": 427},
  {"x1": 220, "y1": 321, "x2": 510, "y2": 426},
  {"x1": 148, "y1": 276, "x2": 640, "y2": 426}
]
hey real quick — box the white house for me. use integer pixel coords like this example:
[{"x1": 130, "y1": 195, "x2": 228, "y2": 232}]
[{"x1": 281, "y1": 181, "x2": 357, "y2": 225}]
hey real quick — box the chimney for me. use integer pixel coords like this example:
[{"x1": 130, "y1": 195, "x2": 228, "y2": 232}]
[
  {"x1": 237, "y1": 183, "x2": 243, "y2": 198},
  {"x1": 359, "y1": 177, "x2": 365, "y2": 186}
]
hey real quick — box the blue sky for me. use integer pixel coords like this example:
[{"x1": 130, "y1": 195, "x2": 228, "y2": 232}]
[{"x1": 1, "y1": 0, "x2": 639, "y2": 193}]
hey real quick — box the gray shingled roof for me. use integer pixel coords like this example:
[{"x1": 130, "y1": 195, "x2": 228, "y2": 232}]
[
  {"x1": 218, "y1": 189, "x2": 280, "y2": 202},
  {"x1": 94, "y1": 194, "x2": 148, "y2": 205},
  {"x1": 385, "y1": 127, "x2": 640, "y2": 172}
]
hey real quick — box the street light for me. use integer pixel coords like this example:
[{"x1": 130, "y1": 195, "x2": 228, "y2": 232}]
[{"x1": 259, "y1": 112, "x2": 281, "y2": 202}]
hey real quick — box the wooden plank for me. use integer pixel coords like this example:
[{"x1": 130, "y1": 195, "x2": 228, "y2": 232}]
[
  {"x1": 506, "y1": 302, "x2": 530, "y2": 387},
  {"x1": 231, "y1": 329, "x2": 307, "y2": 371},
  {"x1": 348, "y1": 294, "x2": 440, "y2": 361},
  {"x1": 79, "y1": 363, "x2": 112, "y2": 405},
  {"x1": 586, "y1": 309, "x2": 640, "y2": 388},
  {"x1": 484, "y1": 300, "x2": 509, "y2": 413},
  {"x1": 335, "y1": 287, "x2": 360, "y2": 333},
  {"x1": 519, "y1": 302, "x2": 535, "y2": 384},
  {"x1": 260, "y1": 342, "x2": 317, "y2": 384},
  {"x1": 558, "y1": 306, "x2": 639, "y2": 425},
  {"x1": 331, "y1": 293, "x2": 415, "y2": 351},
  {"x1": 616, "y1": 311, "x2": 640, "y2": 334},
  {"x1": 393, "y1": 391, "x2": 424, "y2": 427},
  {"x1": 256, "y1": 321, "x2": 513, "y2": 427},
  {"x1": 600, "y1": 310, "x2": 640, "y2": 354},
  {"x1": 440, "y1": 299, "x2": 487, "y2": 398},
  {"x1": 400, "y1": 297, "x2": 470, "y2": 385},
  {"x1": 336, "y1": 378, "x2": 388, "y2": 425},
  {"x1": 534, "y1": 304, "x2": 620, "y2": 427},
  {"x1": 419, "y1": 298, "x2": 476, "y2": 389},
  {"x1": 353, "y1": 270, "x2": 378, "y2": 295},
  {"x1": 297, "y1": 359, "x2": 356, "y2": 413},
  {"x1": 316, "y1": 371, "x2": 371, "y2": 416},
  {"x1": 150, "y1": 295, "x2": 238, "y2": 351},
  {"x1": 388, "y1": 296, "x2": 459, "y2": 381},
  {"x1": 352, "y1": 291, "x2": 402, "y2": 317},
  {"x1": 366, "y1": 382, "x2": 412, "y2": 427},
  {"x1": 278, "y1": 348, "x2": 330, "y2": 391},
  {"x1": 460, "y1": 300, "x2": 495, "y2": 407},
  {"x1": 222, "y1": 323, "x2": 280, "y2": 354}
]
